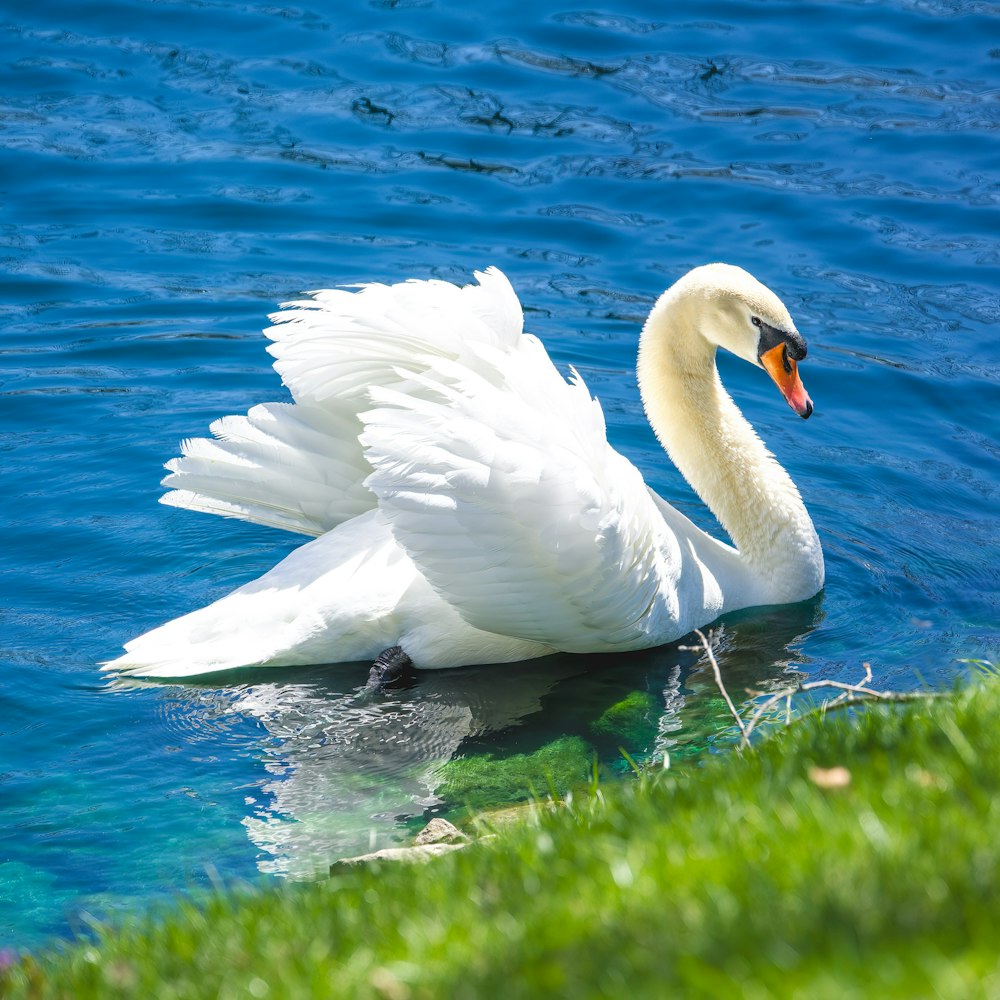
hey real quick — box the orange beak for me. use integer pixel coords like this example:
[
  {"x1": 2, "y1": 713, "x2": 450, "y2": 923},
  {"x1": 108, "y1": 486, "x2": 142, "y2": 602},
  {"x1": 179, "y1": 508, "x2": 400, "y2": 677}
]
[{"x1": 760, "y1": 343, "x2": 813, "y2": 419}]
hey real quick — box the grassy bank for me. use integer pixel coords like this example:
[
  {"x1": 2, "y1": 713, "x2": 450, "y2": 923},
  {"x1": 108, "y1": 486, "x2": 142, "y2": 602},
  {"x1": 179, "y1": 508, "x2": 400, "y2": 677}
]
[{"x1": 5, "y1": 667, "x2": 999, "y2": 999}]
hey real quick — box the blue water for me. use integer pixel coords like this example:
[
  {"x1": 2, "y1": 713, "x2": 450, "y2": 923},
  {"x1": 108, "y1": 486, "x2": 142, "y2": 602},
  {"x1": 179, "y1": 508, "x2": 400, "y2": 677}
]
[{"x1": 2, "y1": 0, "x2": 998, "y2": 949}]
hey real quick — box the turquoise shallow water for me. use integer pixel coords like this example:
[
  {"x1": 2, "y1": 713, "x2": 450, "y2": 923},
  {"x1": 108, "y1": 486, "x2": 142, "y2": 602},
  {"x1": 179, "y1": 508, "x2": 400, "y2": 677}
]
[{"x1": 2, "y1": 0, "x2": 998, "y2": 949}]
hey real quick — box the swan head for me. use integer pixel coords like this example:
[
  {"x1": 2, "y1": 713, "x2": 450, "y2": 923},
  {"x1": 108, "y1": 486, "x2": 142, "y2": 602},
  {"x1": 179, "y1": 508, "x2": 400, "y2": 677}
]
[{"x1": 666, "y1": 263, "x2": 814, "y2": 419}]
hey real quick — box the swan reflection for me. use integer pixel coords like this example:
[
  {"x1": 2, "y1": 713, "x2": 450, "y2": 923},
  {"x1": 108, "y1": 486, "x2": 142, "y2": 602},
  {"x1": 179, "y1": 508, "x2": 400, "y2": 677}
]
[
  {"x1": 230, "y1": 656, "x2": 588, "y2": 877},
  {"x1": 161, "y1": 602, "x2": 821, "y2": 878}
]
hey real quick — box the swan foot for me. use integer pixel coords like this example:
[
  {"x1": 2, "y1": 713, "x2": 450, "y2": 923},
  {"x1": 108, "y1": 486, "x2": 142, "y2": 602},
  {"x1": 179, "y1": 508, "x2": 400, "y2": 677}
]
[{"x1": 367, "y1": 645, "x2": 416, "y2": 690}]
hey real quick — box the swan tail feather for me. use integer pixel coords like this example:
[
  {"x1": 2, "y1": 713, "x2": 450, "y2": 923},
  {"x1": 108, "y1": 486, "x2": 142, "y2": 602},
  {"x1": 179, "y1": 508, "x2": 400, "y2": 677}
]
[{"x1": 104, "y1": 512, "x2": 412, "y2": 678}]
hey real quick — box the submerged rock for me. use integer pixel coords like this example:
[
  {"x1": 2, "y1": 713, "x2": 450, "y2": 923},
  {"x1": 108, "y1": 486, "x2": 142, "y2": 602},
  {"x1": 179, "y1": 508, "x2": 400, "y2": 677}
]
[
  {"x1": 414, "y1": 817, "x2": 469, "y2": 846},
  {"x1": 435, "y1": 735, "x2": 593, "y2": 812},
  {"x1": 329, "y1": 818, "x2": 470, "y2": 874},
  {"x1": 589, "y1": 690, "x2": 660, "y2": 750},
  {"x1": 329, "y1": 842, "x2": 465, "y2": 874}
]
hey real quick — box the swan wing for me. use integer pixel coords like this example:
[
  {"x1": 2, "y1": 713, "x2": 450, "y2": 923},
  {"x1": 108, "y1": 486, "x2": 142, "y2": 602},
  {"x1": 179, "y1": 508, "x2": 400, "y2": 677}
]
[
  {"x1": 161, "y1": 400, "x2": 371, "y2": 537},
  {"x1": 361, "y1": 337, "x2": 687, "y2": 652},
  {"x1": 160, "y1": 268, "x2": 526, "y2": 536},
  {"x1": 266, "y1": 266, "x2": 524, "y2": 405}
]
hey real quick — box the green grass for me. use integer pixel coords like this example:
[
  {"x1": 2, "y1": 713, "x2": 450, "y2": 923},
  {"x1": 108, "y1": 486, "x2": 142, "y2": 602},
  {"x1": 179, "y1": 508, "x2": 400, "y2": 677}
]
[{"x1": 6, "y1": 668, "x2": 1000, "y2": 999}]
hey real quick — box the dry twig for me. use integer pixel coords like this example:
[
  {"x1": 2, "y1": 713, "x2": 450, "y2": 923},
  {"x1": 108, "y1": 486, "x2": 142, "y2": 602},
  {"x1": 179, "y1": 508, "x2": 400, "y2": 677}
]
[
  {"x1": 681, "y1": 631, "x2": 942, "y2": 749},
  {"x1": 685, "y1": 629, "x2": 749, "y2": 746}
]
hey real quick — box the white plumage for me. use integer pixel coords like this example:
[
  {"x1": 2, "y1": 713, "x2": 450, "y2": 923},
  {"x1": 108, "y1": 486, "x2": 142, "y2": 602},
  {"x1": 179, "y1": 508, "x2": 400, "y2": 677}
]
[{"x1": 107, "y1": 265, "x2": 823, "y2": 678}]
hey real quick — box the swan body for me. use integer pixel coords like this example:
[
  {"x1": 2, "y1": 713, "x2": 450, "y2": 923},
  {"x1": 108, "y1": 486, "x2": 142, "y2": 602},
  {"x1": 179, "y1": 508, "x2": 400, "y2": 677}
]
[{"x1": 107, "y1": 265, "x2": 823, "y2": 679}]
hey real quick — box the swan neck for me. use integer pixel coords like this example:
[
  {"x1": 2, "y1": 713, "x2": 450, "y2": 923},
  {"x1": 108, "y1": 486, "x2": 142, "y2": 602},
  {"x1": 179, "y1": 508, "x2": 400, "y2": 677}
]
[{"x1": 637, "y1": 292, "x2": 823, "y2": 606}]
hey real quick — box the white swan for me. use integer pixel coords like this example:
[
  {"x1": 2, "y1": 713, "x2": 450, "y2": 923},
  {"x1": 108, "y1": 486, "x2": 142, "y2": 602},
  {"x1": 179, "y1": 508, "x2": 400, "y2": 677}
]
[{"x1": 106, "y1": 265, "x2": 823, "y2": 679}]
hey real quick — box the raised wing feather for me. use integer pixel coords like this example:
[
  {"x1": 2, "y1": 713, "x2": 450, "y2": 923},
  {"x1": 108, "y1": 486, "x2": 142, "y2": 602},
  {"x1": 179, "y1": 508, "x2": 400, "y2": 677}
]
[
  {"x1": 265, "y1": 267, "x2": 523, "y2": 405},
  {"x1": 361, "y1": 338, "x2": 686, "y2": 652},
  {"x1": 161, "y1": 268, "x2": 525, "y2": 536},
  {"x1": 161, "y1": 401, "x2": 371, "y2": 537}
]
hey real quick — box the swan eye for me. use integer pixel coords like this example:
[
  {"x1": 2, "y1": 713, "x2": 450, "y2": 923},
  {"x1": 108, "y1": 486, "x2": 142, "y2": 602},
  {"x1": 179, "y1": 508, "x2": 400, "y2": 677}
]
[{"x1": 754, "y1": 317, "x2": 807, "y2": 364}]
